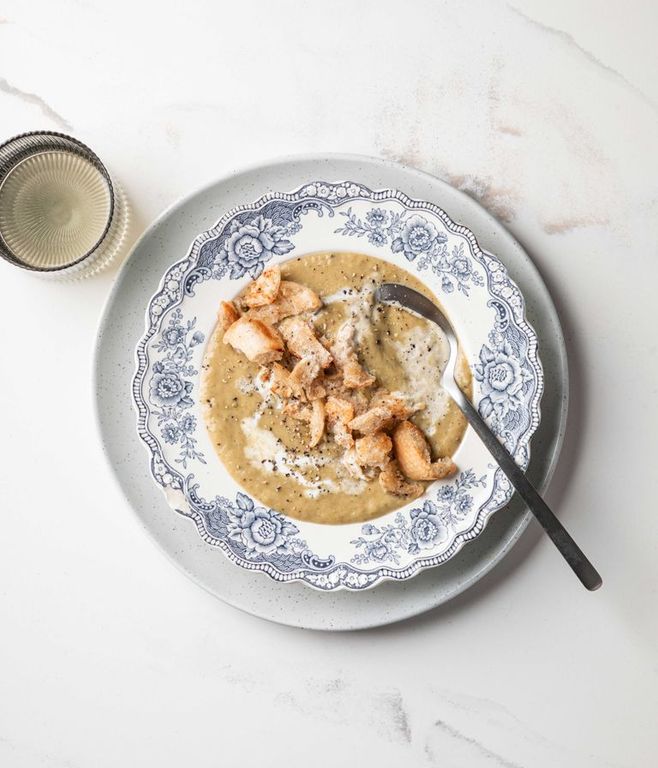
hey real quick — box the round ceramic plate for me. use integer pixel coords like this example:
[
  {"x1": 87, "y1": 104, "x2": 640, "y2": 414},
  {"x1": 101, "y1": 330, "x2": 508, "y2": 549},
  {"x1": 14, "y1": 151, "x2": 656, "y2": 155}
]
[
  {"x1": 132, "y1": 182, "x2": 542, "y2": 591},
  {"x1": 95, "y1": 155, "x2": 567, "y2": 627}
]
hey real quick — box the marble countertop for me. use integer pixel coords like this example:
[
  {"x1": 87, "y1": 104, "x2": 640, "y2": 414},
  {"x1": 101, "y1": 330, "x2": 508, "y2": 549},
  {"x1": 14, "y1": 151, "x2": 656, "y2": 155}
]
[{"x1": 1, "y1": 1, "x2": 656, "y2": 766}]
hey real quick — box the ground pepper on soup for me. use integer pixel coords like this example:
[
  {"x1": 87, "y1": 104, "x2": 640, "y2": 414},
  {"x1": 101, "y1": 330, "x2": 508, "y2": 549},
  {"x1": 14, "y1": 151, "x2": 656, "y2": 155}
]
[{"x1": 201, "y1": 252, "x2": 471, "y2": 525}]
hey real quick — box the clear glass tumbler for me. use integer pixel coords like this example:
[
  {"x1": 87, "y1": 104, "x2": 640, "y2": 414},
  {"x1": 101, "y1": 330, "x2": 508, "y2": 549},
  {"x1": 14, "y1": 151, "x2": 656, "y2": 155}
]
[{"x1": 0, "y1": 131, "x2": 129, "y2": 280}]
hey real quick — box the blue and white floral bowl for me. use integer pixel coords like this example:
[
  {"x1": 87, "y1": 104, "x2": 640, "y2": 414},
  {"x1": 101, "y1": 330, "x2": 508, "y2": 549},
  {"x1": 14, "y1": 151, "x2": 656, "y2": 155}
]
[{"x1": 132, "y1": 181, "x2": 543, "y2": 591}]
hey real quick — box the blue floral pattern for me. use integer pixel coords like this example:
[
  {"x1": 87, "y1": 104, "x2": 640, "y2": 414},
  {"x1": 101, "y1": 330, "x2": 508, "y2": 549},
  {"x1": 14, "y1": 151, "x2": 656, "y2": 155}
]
[
  {"x1": 350, "y1": 470, "x2": 487, "y2": 565},
  {"x1": 335, "y1": 208, "x2": 485, "y2": 295},
  {"x1": 228, "y1": 494, "x2": 300, "y2": 558},
  {"x1": 201, "y1": 492, "x2": 310, "y2": 570},
  {"x1": 133, "y1": 180, "x2": 543, "y2": 590},
  {"x1": 228, "y1": 493, "x2": 304, "y2": 560},
  {"x1": 475, "y1": 337, "x2": 534, "y2": 426},
  {"x1": 185, "y1": 203, "x2": 308, "y2": 292},
  {"x1": 222, "y1": 214, "x2": 294, "y2": 279},
  {"x1": 149, "y1": 309, "x2": 206, "y2": 467}
]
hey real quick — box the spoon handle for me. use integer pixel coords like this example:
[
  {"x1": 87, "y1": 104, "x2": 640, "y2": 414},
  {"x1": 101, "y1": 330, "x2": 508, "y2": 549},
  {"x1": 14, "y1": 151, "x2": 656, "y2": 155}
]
[{"x1": 449, "y1": 386, "x2": 602, "y2": 591}]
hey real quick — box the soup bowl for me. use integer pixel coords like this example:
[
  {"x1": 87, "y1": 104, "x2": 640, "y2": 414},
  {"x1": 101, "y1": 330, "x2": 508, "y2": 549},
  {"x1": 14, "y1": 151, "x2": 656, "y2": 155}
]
[{"x1": 132, "y1": 180, "x2": 543, "y2": 591}]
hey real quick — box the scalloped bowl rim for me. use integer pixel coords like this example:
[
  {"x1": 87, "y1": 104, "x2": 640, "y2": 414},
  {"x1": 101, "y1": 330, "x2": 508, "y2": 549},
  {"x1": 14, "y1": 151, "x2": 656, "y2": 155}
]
[{"x1": 131, "y1": 177, "x2": 544, "y2": 591}]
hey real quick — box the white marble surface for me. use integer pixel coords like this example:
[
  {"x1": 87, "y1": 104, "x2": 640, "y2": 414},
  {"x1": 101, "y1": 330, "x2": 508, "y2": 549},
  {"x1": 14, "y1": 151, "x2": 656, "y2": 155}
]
[{"x1": 1, "y1": 1, "x2": 657, "y2": 765}]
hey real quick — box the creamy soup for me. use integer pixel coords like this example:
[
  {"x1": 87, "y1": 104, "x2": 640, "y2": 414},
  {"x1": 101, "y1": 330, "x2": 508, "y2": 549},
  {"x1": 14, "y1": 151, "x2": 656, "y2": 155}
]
[{"x1": 201, "y1": 251, "x2": 471, "y2": 524}]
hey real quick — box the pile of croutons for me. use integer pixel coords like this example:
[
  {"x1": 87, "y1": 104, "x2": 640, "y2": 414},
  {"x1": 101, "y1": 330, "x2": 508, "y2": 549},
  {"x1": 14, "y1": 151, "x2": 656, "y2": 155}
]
[{"x1": 219, "y1": 265, "x2": 456, "y2": 497}]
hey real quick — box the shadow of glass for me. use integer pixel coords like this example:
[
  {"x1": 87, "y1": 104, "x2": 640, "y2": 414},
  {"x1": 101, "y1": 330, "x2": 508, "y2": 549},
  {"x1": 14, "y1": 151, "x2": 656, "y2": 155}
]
[{"x1": 98, "y1": 193, "x2": 150, "y2": 281}]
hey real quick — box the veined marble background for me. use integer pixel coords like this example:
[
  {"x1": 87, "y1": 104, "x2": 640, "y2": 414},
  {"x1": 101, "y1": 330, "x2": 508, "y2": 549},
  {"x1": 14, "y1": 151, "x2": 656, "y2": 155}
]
[{"x1": 1, "y1": 1, "x2": 656, "y2": 766}]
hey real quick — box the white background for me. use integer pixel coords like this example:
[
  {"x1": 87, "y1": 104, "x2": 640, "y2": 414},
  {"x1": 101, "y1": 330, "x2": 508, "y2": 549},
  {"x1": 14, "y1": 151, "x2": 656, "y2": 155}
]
[{"x1": 1, "y1": 1, "x2": 657, "y2": 766}]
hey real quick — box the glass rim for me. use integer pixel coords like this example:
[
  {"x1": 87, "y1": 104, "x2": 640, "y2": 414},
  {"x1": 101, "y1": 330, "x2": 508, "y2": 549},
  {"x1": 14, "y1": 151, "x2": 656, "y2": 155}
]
[{"x1": 0, "y1": 130, "x2": 116, "y2": 273}]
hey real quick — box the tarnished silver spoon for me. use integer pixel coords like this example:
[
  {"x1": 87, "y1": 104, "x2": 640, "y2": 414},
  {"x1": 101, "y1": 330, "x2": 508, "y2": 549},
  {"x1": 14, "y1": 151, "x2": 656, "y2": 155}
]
[{"x1": 376, "y1": 283, "x2": 602, "y2": 591}]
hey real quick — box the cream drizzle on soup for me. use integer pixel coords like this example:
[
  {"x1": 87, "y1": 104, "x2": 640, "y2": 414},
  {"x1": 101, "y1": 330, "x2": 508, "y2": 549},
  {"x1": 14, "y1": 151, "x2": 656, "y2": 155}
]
[{"x1": 201, "y1": 252, "x2": 471, "y2": 525}]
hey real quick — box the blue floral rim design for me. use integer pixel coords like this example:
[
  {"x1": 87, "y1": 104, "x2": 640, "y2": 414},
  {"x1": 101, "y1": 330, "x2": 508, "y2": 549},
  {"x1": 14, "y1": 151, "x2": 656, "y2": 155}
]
[{"x1": 132, "y1": 181, "x2": 543, "y2": 591}]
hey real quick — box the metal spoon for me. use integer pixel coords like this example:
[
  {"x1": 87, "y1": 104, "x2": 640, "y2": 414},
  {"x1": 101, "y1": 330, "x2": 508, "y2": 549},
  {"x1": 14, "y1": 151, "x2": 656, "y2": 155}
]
[{"x1": 376, "y1": 283, "x2": 602, "y2": 591}]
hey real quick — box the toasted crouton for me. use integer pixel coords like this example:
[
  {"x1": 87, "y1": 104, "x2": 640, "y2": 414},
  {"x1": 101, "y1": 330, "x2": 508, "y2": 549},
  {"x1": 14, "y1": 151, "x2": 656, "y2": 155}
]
[
  {"x1": 325, "y1": 395, "x2": 354, "y2": 425},
  {"x1": 370, "y1": 390, "x2": 424, "y2": 419},
  {"x1": 283, "y1": 398, "x2": 325, "y2": 448},
  {"x1": 223, "y1": 316, "x2": 284, "y2": 364},
  {"x1": 246, "y1": 280, "x2": 322, "y2": 324},
  {"x1": 309, "y1": 399, "x2": 325, "y2": 448},
  {"x1": 276, "y1": 280, "x2": 322, "y2": 316},
  {"x1": 240, "y1": 265, "x2": 281, "y2": 307},
  {"x1": 289, "y1": 356, "x2": 323, "y2": 400},
  {"x1": 267, "y1": 362, "x2": 298, "y2": 399},
  {"x1": 217, "y1": 300, "x2": 240, "y2": 333},
  {"x1": 378, "y1": 460, "x2": 423, "y2": 497},
  {"x1": 392, "y1": 420, "x2": 457, "y2": 481},
  {"x1": 355, "y1": 432, "x2": 392, "y2": 469},
  {"x1": 305, "y1": 378, "x2": 327, "y2": 401},
  {"x1": 283, "y1": 401, "x2": 312, "y2": 421},
  {"x1": 242, "y1": 304, "x2": 280, "y2": 325},
  {"x1": 278, "y1": 317, "x2": 333, "y2": 368},
  {"x1": 348, "y1": 390, "x2": 425, "y2": 435},
  {"x1": 348, "y1": 406, "x2": 396, "y2": 435},
  {"x1": 325, "y1": 396, "x2": 355, "y2": 449}
]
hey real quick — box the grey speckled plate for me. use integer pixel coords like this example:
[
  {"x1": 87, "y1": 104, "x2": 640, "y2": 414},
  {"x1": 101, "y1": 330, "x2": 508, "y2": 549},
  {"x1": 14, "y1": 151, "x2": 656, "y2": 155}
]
[{"x1": 93, "y1": 154, "x2": 567, "y2": 630}]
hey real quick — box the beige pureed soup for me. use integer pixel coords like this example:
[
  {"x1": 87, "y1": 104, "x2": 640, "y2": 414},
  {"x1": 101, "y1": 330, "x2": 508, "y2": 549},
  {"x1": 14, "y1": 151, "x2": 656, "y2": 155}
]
[{"x1": 201, "y1": 252, "x2": 471, "y2": 525}]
